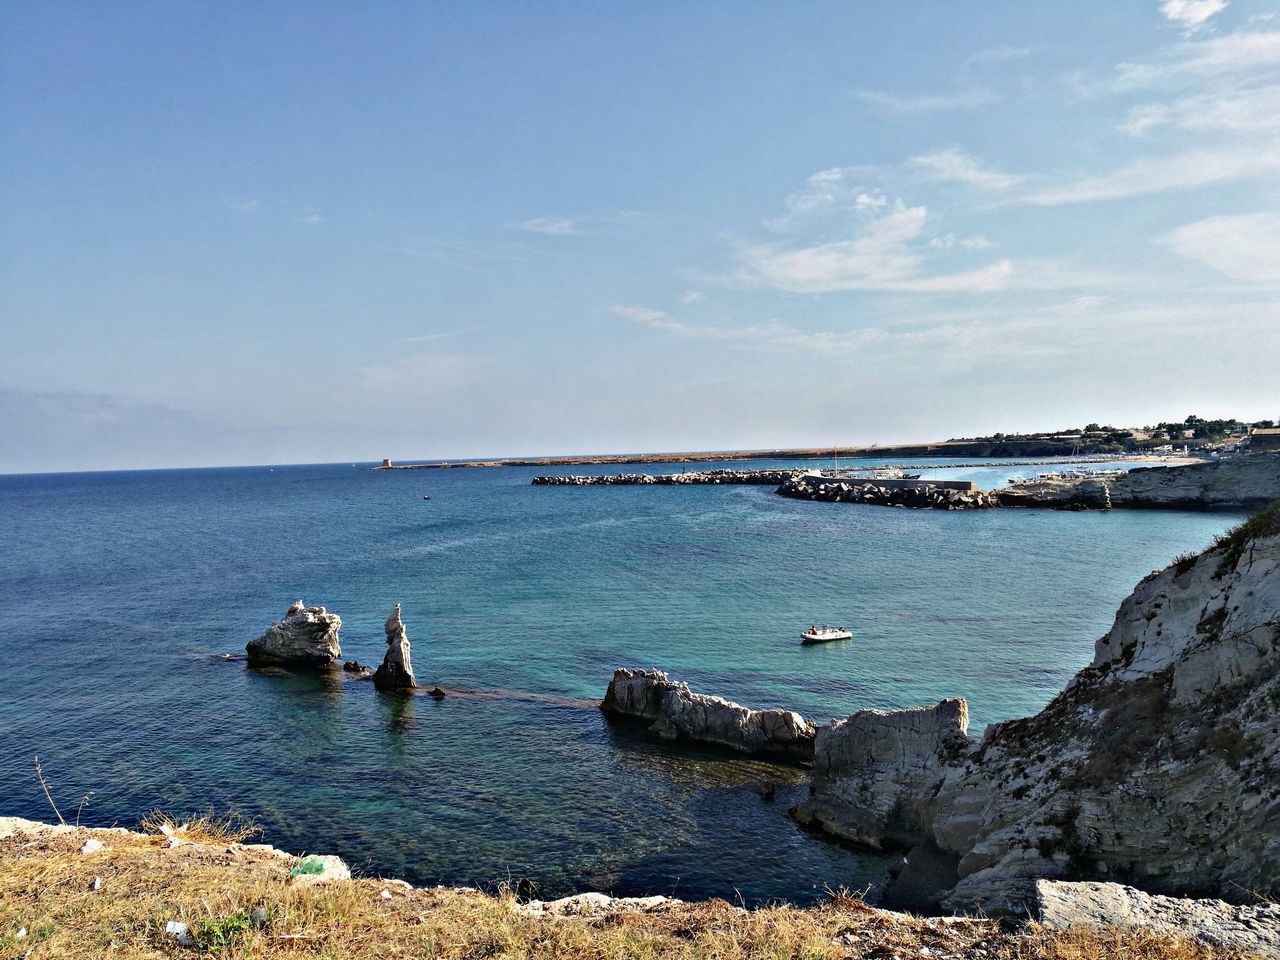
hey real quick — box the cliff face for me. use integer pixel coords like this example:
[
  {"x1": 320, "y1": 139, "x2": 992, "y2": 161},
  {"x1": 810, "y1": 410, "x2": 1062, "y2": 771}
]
[
  {"x1": 797, "y1": 507, "x2": 1280, "y2": 914},
  {"x1": 999, "y1": 453, "x2": 1280, "y2": 510}
]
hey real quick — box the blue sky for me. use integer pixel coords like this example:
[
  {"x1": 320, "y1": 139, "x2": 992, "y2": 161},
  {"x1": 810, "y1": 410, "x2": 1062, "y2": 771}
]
[{"x1": 2, "y1": 0, "x2": 1278, "y2": 471}]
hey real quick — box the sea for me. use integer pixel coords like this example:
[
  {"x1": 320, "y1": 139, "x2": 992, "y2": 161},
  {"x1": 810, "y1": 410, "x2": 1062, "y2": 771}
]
[{"x1": 0, "y1": 457, "x2": 1244, "y2": 904}]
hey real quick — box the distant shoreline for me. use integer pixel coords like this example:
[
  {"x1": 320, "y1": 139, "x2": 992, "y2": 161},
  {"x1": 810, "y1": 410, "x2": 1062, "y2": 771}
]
[{"x1": 371, "y1": 442, "x2": 1205, "y2": 471}]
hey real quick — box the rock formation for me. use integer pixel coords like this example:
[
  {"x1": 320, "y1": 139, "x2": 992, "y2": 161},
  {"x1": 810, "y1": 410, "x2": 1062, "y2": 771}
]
[
  {"x1": 794, "y1": 502, "x2": 1280, "y2": 914},
  {"x1": 373, "y1": 603, "x2": 417, "y2": 691},
  {"x1": 1033, "y1": 879, "x2": 1280, "y2": 955},
  {"x1": 792, "y1": 700, "x2": 971, "y2": 850},
  {"x1": 246, "y1": 600, "x2": 342, "y2": 666},
  {"x1": 601, "y1": 668, "x2": 816, "y2": 760},
  {"x1": 999, "y1": 452, "x2": 1280, "y2": 510}
]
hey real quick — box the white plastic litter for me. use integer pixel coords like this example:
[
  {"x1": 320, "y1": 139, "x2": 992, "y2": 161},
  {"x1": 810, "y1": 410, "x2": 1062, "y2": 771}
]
[
  {"x1": 79, "y1": 838, "x2": 104, "y2": 854},
  {"x1": 380, "y1": 889, "x2": 392, "y2": 900},
  {"x1": 15, "y1": 927, "x2": 26, "y2": 939},
  {"x1": 164, "y1": 920, "x2": 193, "y2": 947},
  {"x1": 90, "y1": 875, "x2": 102, "y2": 891}
]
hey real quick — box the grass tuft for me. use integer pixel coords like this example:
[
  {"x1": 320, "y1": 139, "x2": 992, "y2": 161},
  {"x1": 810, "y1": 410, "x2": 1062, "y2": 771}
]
[{"x1": 140, "y1": 808, "x2": 261, "y2": 845}]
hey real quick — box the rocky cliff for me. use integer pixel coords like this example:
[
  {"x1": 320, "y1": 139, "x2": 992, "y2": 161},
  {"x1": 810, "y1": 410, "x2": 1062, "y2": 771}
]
[
  {"x1": 246, "y1": 601, "x2": 342, "y2": 666},
  {"x1": 796, "y1": 502, "x2": 1280, "y2": 914},
  {"x1": 999, "y1": 453, "x2": 1280, "y2": 510},
  {"x1": 601, "y1": 668, "x2": 816, "y2": 761}
]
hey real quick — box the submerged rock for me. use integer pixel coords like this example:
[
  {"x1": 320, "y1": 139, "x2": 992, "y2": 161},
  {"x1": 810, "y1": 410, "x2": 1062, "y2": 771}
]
[
  {"x1": 246, "y1": 601, "x2": 342, "y2": 666},
  {"x1": 793, "y1": 503, "x2": 1280, "y2": 914},
  {"x1": 601, "y1": 668, "x2": 816, "y2": 761},
  {"x1": 373, "y1": 603, "x2": 417, "y2": 690}
]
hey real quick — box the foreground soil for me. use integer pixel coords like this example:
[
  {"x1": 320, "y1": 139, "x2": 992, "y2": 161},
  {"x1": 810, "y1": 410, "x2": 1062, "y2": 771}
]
[{"x1": 0, "y1": 821, "x2": 1253, "y2": 959}]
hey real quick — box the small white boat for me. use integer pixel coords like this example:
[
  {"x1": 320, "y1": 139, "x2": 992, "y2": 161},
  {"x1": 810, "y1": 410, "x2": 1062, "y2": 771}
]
[{"x1": 802, "y1": 625, "x2": 853, "y2": 645}]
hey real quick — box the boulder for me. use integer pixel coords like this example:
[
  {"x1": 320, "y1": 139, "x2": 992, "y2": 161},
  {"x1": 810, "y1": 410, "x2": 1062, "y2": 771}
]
[
  {"x1": 601, "y1": 668, "x2": 816, "y2": 761},
  {"x1": 792, "y1": 699, "x2": 970, "y2": 850},
  {"x1": 246, "y1": 601, "x2": 341, "y2": 666},
  {"x1": 373, "y1": 603, "x2": 417, "y2": 690},
  {"x1": 1034, "y1": 880, "x2": 1280, "y2": 956}
]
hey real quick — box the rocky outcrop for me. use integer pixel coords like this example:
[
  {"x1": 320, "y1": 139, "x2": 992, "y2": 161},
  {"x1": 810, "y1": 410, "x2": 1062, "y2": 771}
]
[
  {"x1": 795, "y1": 503, "x2": 1280, "y2": 915},
  {"x1": 792, "y1": 700, "x2": 970, "y2": 850},
  {"x1": 1034, "y1": 880, "x2": 1280, "y2": 956},
  {"x1": 601, "y1": 668, "x2": 816, "y2": 761},
  {"x1": 777, "y1": 475, "x2": 1000, "y2": 510},
  {"x1": 373, "y1": 604, "x2": 417, "y2": 690},
  {"x1": 999, "y1": 453, "x2": 1280, "y2": 510},
  {"x1": 246, "y1": 601, "x2": 342, "y2": 666}
]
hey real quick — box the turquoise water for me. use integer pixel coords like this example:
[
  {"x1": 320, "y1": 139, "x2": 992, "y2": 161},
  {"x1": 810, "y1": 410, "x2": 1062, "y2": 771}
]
[{"x1": 0, "y1": 458, "x2": 1242, "y2": 903}]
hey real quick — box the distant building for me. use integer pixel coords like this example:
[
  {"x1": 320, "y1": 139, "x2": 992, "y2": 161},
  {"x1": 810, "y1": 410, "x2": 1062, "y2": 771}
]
[
  {"x1": 1251, "y1": 428, "x2": 1280, "y2": 452},
  {"x1": 382, "y1": 458, "x2": 393, "y2": 467}
]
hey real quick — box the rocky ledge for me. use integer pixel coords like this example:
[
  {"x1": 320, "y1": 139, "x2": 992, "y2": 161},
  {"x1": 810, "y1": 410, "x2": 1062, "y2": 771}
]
[
  {"x1": 999, "y1": 452, "x2": 1280, "y2": 510},
  {"x1": 601, "y1": 668, "x2": 816, "y2": 761},
  {"x1": 792, "y1": 500, "x2": 1280, "y2": 916},
  {"x1": 777, "y1": 475, "x2": 1001, "y2": 510},
  {"x1": 246, "y1": 600, "x2": 342, "y2": 666}
]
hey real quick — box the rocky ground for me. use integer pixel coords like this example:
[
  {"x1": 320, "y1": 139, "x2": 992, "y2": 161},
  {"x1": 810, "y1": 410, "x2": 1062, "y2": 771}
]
[{"x1": 0, "y1": 817, "x2": 1257, "y2": 959}]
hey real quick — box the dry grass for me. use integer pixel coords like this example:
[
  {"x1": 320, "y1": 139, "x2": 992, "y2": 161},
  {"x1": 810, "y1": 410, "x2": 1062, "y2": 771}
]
[
  {"x1": 0, "y1": 821, "x2": 1257, "y2": 960},
  {"x1": 139, "y1": 810, "x2": 261, "y2": 846}
]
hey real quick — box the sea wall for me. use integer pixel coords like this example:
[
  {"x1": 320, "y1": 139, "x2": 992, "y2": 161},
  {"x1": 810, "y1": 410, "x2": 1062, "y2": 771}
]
[
  {"x1": 601, "y1": 668, "x2": 816, "y2": 761},
  {"x1": 776, "y1": 475, "x2": 999, "y2": 510},
  {"x1": 532, "y1": 469, "x2": 799, "y2": 486}
]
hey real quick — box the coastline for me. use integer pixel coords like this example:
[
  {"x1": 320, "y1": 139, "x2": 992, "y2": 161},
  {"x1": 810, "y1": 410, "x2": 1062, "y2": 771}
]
[
  {"x1": 0, "y1": 815, "x2": 1260, "y2": 958},
  {"x1": 371, "y1": 446, "x2": 1202, "y2": 471}
]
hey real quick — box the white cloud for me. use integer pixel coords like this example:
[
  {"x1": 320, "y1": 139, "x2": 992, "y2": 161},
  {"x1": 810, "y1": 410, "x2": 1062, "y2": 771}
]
[
  {"x1": 1114, "y1": 31, "x2": 1280, "y2": 88},
  {"x1": 1120, "y1": 84, "x2": 1280, "y2": 134},
  {"x1": 506, "y1": 217, "x2": 582, "y2": 236},
  {"x1": 741, "y1": 203, "x2": 1013, "y2": 294},
  {"x1": 855, "y1": 86, "x2": 997, "y2": 113},
  {"x1": 679, "y1": 290, "x2": 705, "y2": 304},
  {"x1": 1160, "y1": 0, "x2": 1229, "y2": 30},
  {"x1": 1019, "y1": 140, "x2": 1280, "y2": 204},
  {"x1": 765, "y1": 168, "x2": 885, "y2": 232},
  {"x1": 928, "y1": 233, "x2": 994, "y2": 250},
  {"x1": 300, "y1": 213, "x2": 326, "y2": 226},
  {"x1": 907, "y1": 147, "x2": 1024, "y2": 190},
  {"x1": 1164, "y1": 211, "x2": 1280, "y2": 283}
]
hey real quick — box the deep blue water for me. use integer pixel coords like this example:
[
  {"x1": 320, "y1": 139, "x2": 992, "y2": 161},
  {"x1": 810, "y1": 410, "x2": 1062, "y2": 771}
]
[{"x1": 0, "y1": 458, "x2": 1242, "y2": 903}]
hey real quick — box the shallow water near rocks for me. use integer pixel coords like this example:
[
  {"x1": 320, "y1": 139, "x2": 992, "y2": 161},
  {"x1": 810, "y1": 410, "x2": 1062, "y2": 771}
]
[{"x1": 0, "y1": 458, "x2": 1242, "y2": 903}]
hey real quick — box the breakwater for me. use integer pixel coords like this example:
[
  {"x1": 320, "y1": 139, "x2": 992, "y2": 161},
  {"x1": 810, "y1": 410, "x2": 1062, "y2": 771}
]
[
  {"x1": 531, "y1": 469, "x2": 798, "y2": 486},
  {"x1": 777, "y1": 474, "x2": 999, "y2": 510}
]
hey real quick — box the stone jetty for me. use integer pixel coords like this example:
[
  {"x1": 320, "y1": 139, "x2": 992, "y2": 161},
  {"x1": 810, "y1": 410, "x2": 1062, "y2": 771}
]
[
  {"x1": 776, "y1": 474, "x2": 1000, "y2": 510},
  {"x1": 372, "y1": 603, "x2": 417, "y2": 691},
  {"x1": 601, "y1": 668, "x2": 816, "y2": 761},
  {"x1": 246, "y1": 600, "x2": 342, "y2": 666},
  {"x1": 532, "y1": 468, "x2": 799, "y2": 486}
]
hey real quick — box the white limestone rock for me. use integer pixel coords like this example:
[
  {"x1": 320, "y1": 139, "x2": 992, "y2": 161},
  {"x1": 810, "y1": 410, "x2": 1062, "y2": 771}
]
[
  {"x1": 795, "y1": 518, "x2": 1280, "y2": 916},
  {"x1": 246, "y1": 600, "x2": 342, "y2": 666},
  {"x1": 601, "y1": 668, "x2": 816, "y2": 760},
  {"x1": 1035, "y1": 880, "x2": 1280, "y2": 956},
  {"x1": 373, "y1": 603, "x2": 417, "y2": 690}
]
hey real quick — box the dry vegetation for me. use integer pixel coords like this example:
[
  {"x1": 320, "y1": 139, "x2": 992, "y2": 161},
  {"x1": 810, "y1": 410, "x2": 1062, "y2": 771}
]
[{"x1": 0, "y1": 819, "x2": 1255, "y2": 960}]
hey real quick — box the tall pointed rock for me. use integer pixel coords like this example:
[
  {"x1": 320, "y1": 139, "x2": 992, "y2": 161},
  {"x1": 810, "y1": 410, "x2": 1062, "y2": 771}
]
[{"x1": 373, "y1": 603, "x2": 417, "y2": 690}]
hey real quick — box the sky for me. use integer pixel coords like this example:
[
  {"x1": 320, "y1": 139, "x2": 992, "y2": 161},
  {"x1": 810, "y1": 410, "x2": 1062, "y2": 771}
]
[{"x1": 2, "y1": 0, "x2": 1279, "y2": 472}]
